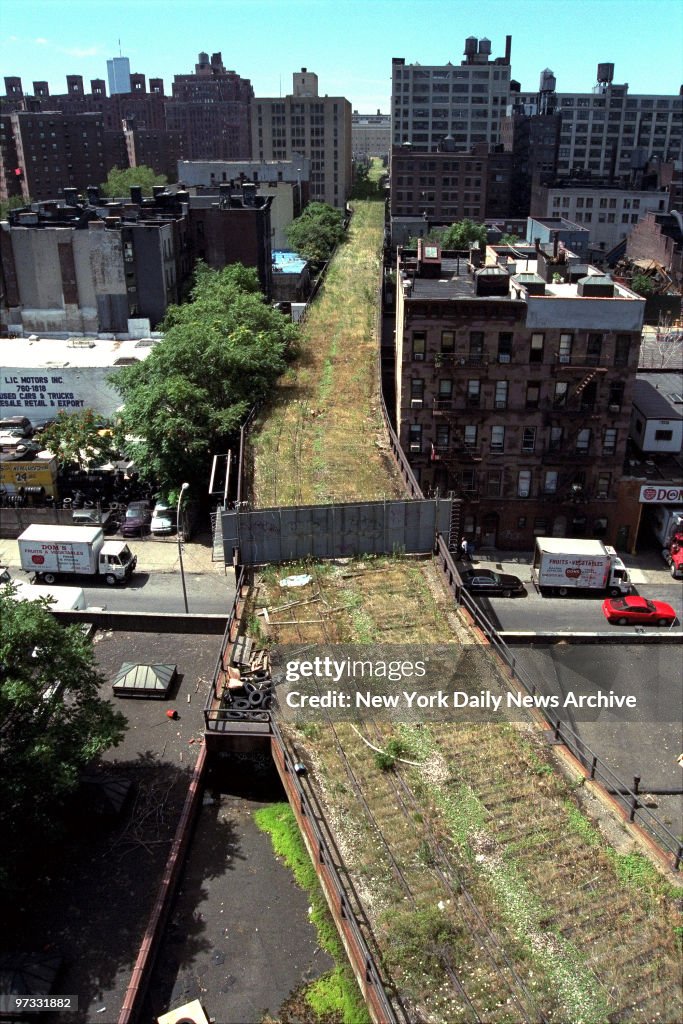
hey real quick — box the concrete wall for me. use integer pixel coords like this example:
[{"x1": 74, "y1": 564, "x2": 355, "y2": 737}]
[{"x1": 0, "y1": 364, "x2": 125, "y2": 425}]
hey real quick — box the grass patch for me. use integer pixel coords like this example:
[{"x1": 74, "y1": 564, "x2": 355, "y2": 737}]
[
  {"x1": 381, "y1": 905, "x2": 467, "y2": 982},
  {"x1": 254, "y1": 803, "x2": 369, "y2": 1024}
]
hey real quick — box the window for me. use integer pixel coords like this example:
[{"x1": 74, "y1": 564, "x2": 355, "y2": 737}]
[
  {"x1": 558, "y1": 334, "x2": 572, "y2": 363},
  {"x1": 586, "y1": 333, "x2": 602, "y2": 364},
  {"x1": 494, "y1": 380, "x2": 508, "y2": 409},
  {"x1": 487, "y1": 470, "x2": 502, "y2": 497},
  {"x1": 526, "y1": 383, "x2": 540, "y2": 409},
  {"x1": 518, "y1": 470, "x2": 531, "y2": 498},
  {"x1": 544, "y1": 471, "x2": 558, "y2": 494},
  {"x1": 410, "y1": 378, "x2": 424, "y2": 405},
  {"x1": 603, "y1": 427, "x2": 617, "y2": 455},
  {"x1": 614, "y1": 335, "x2": 630, "y2": 367},
  {"x1": 463, "y1": 425, "x2": 478, "y2": 449},
  {"x1": 408, "y1": 423, "x2": 422, "y2": 452},
  {"x1": 608, "y1": 381, "x2": 624, "y2": 409},
  {"x1": 576, "y1": 428, "x2": 591, "y2": 453},
  {"x1": 467, "y1": 379, "x2": 481, "y2": 406},
  {"x1": 533, "y1": 517, "x2": 548, "y2": 535},
  {"x1": 553, "y1": 381, "x2": 568, "y2": 407},
  {"x1": 441, "y1": 330, "x2": 455, "y2": 352},
  {"x1": 655, "y1": 429, "x2": 673, "y2": 441},
  {"x1": 522, "y1": 427, "x2": 537, "y2": 452},
  {"x1": 438, "y1": 379, "x2": 453, "y2": 397},
  {"x1": 529, "y1": 333, "x2": 544, "y2": 363},
  {"x1": 549, "y1": 427, "x2": 563, "y2": 452},
  {"x1": 498, "y1": 332, "x2": 513, "y2": 363},
  {"x1": 596, "y1": 472, "x2": 610, "y2": 497},
  {"x1": 490, "y1": 425, "x2": 505, "y2": 453},
  {"x1": 412, "y1": 331, "x2": 426, "y2": 360},
  {"x1": 593, "y1": 516, "x2": 608, "y2": 538},
  {"x1": 435, "y1": 424, "x2": 450, "y2": 449},
  {"x1": 469, "y1": 331, "x2": 484, "y2": 361}
]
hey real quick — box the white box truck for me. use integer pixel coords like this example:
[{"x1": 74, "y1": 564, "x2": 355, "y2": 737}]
[
  {"x1": 532, "y1": 537, "x2": 631, "y2": 597},
  {"x1": 18, "y1": 524, "x2": 136, "y2": 586}
]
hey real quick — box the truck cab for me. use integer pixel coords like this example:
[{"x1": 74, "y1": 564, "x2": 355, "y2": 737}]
[
  {"x1": 100, "y1": 542, "x2": 137, "y2": 583},
  {"x1": 664, "y1": 532, "x2": 683, "y2": 580},
  {"x1": 604, "y1": 546, "x2": 631, "y2": 595}
]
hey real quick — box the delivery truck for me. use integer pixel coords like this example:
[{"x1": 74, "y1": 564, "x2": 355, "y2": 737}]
[
  {"x1": 651, "y1": 505, "x2": 683, "y2": 550},
  {"x1": 532, "y1": 537, "x2": 631, "y2": 597},
  {"x1": 18, "y1": 524, "x2": 136, "y2": 586}
]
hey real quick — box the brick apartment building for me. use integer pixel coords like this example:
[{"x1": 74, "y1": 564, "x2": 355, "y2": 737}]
[
  {"x1": 395, "y1": 239, "x2": 645, "y2": 551},
  {"x1": 1, "y1": 183, "x2": 274, "y2": 335},
  {"x1": 390, "y1": 141, "x2": 512, "y2": 244},
  {"x1": 165, "y1": 52, "x2": 253, "y2": 160}
]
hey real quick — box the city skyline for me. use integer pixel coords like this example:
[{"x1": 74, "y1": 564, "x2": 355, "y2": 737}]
[{"x1": 2, "y1": 0, "x2": 682, "y2": 113}]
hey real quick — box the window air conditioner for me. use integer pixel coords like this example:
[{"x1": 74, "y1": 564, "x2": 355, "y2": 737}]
[
  {"x1": 409, "y1": 443, "x2": 422, "y2": 453},
  {"x1": 559, "y1": 355, "x2": 571, "y2": 363},
  {"x1": 410, "y1": 398, "x2": 423, "y2": 408},
  {"x1": 608, "y1": 404, "x2": 620, "y2": 413},
  {"x1": 518, "y1": 489, "x2": 529, "y2": 498}
]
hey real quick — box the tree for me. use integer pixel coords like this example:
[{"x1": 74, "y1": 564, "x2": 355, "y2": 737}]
[
  {"x1": 112, "y1": 263, "x2": 297, "y2": 493},
  {"x1": 350, "y1": 163, "x2": 383, "y2": 200},
  {"x1": 0, "y1": 588, "x2": 126, "y2": 896},
  {"x1": 438, "y1": 219, "x2": 488, "y2": 250},
  {"x1": 499, "y1": 233, "x2": 520, "y2": 246},
  {"x1": 101, "y1": 165, "x2": 167, "y2": 198},
  {"x1": 39, "y1": 409, "x2": 122, "y2": 471},
  {"x1": 0, "y1": 195, "x2": 31, "y2": 220},
  {"x1": 630, "y1": 273, "x2": 655, "y2": 297},
  {"x1": 285, "y1": 202, "x2": 346, "y2": 262}
]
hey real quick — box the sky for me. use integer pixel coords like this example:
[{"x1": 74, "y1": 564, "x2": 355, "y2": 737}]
[{"x1": 2, "y1": 0, "x2": 682, "y2": 112}]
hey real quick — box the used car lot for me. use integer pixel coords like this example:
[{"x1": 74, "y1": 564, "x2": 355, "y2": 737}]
[
  {"x1": 121, "y1": 500, "x2": 152, "y2": 538},
  {"x1": 601, "y1": 595, "x2": 677, "y2": 626}
]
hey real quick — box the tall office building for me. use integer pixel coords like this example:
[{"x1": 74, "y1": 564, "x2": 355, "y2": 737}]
[
  {"x1": 391, "y1": 36, "x2": 512, "y2": 152},
  {"x1": 107, "y1": 56, "x2": 131, "y2": 95},
  {"x1": 253, "y1": 69, "x2": 352, "y2": 208},
  {"x1": 514, "y1": 64, "x2": 682, "y2": 179}
]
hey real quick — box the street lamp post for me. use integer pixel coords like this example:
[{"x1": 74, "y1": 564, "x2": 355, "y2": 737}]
[{"x1": 177, "y1": 482, "x2": 189, "y2": 614}]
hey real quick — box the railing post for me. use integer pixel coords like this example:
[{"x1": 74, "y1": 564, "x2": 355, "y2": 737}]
[
  {"x1": 629, "y1": 777, "x2": 641, "y2": 822},
  {"x1": 590, "y1": 756, "x2": 597, "y2": 780},
  {"x1": 554, "y1": 719, "x2": 562, "y2": 741}
]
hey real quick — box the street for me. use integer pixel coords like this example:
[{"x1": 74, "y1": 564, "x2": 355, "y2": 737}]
[{"x1": 80, "y1": 567, "x2": 237, "y2": 614}]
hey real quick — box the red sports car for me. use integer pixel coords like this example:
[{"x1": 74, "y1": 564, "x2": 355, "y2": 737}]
[{"x1": 602, "y1": 595, "x2": 677, "y2": 626}]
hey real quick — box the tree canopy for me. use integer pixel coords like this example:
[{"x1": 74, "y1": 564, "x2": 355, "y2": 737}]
[
  {"x1": 0, "y1": 588, "x2": 126, "y2": 896},
  {"x1": 39, "y1": 409, "x2": 121, "y2": 471},
  {"x1": 408, "y1": 218, "x2": 488, "y2": 251},
  {"x1": 112, "y1": 263, "x2": 297, "y2": 493},
  {"x1": 285, "y1": 202, "x2": 346, "y2": 262},
  {"x1": 101, "y1": 165, "x2": 168, "y2": 198}
]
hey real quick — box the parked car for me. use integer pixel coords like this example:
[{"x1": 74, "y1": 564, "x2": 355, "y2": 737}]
[
  {"x1": 460, "y1": 568, "x2": 526, "y2": 597},
  {"x1": 121, "y1": 500, "x2": 152, "y2": 537},
  {"x1": 602, "y1": 595, "x2": 677, "y2": 626},
  {"x1": 663, "y1": 532, "x2": 683, "y2": 580},
  {"x1": 150, "y1": 502, "x2": 177, "y2": 536}
]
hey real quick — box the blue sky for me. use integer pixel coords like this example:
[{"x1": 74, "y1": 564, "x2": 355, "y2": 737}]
[{"x1": 2, "y1": 0, "x2": 682, "y2": 112}]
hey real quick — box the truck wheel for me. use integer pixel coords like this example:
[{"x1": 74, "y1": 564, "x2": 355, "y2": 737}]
[
  {"x1": 609, "y1": 587, "x2": 621, "y2": 597},
  {"x1": 105, "y1": 573, "x2": 117, "y2": 586},
  {"x1": 672, "y1": 565, "x2": 679, "y2": 579},
  {"x1": 43, "y1": 573, "x2": 57, "y2": 585},
  {"x1": 558, "y1": 586, "x2": 568, "y2": 597}
]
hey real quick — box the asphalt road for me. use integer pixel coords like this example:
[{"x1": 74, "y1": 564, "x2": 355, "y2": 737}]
[
  {"x1": 469, "y1": 582, "x2": 683, "y2": 635},
  {"x1": 81, "y1": 568, "x2": 238, "y2": 614}
]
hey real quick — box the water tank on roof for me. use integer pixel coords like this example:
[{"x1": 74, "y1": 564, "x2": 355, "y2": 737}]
[
  {"x1": 478, "y1": 38, "x2": 492, "y2": 56},
  {"x1": 198, "y1": 52, "x2": 209, "y2": 65},
  {"x1": 597, "y1": 63, "x2": 615, "y2": 84},
  {"x1": 464, "y1": 36, "x2": 478, "y2": 56},
  {"x1": 539, "y1": 69, "x2": 556, "y2": 93}
]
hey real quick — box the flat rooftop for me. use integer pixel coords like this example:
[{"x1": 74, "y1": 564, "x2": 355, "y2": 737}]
[{"x1": 0, "y1": 335, "x2": 157, "y2": 368}]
